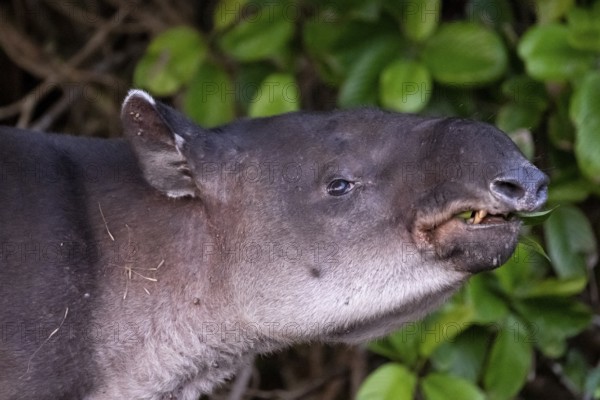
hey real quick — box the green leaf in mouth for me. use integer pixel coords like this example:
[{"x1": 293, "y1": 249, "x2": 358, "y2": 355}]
[
  {"x1": 515, "y1": 206, "x2": 559, "y2": 226},
  {"x1": 456, "y1": 211, "x2": 474, "y2": 220}
]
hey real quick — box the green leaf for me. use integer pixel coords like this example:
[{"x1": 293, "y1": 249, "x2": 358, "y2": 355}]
[
  {"x1": 570, "y1": 71, "x2": 600, "y2": 183},
  {"x1": 548, "y1": 177, "x2": 591, "y2": 203},
  {"x1": 524, "y1": 276, "x2": 587, "y2": 298},
  {"x1": 218, "y1": 4, "x2": 294, "y2": 61},
  {"x1": 494, "y1": 242, "x2": 548, "y2": 295},
  {"x1": 465, "y1": 274, "x2": 509, "y2": 324},
  {"x1": 133, "y1": 27, "x2": 206, "y2": 96},
  {"x1": 422, "y1": 22, "x2": 507, "y2": 86},
  {"x1": 213, "y1": 0, "x2": 247, "y2": 31},
  {"x1": 513, "y1": 298, "x2": 592, "y2": 357},
  {"x1": 501, "y1": 75, "x2": 548, "y2": 110},
  {"x1": 303, "y1": 18, "x2": 346, "y2": 84},
  {"x1": 424, "y1": 85, "x2": 477, "y2": 117},
  {"x1": 422, "y1": 372, "x2": 486, "y2": 400},
  {"x1": 564, "y1": 349, "x2": 589, "y2": 392},
  {"x1": 431, "y1": 327, "x2": 491, "y2": 383},
  {"x1": 399, "y1": 0, "x2": 440, "y2": 42},
  {"x1": 183, "y1": 63, "x2": 235, "y2": 128},
  {"x1": 375, "y1": 321, "x2": 425, "y2": 367},
  {"x1": 483, "y1": 323, "x2": 533, "y2": 400},
  {"x1": 314, "y1": 0, "x2": 383, "y2": 21},
  {"x1": 338, "y1": 36, "x2": 403, "y2": 107},
  {"x1": 567, "y1": 3, "x2": 600, "y2": 51},
  {"x1": 368, "y1": 337, "x2": 413, "y2": 364},
  {"x1": 517, "y1": 24, "x2": 595, "y2": 82},
  {"x1": 496, "y1": 103, "x2": 542, "y2": 136},
  {"x1": 235, "y1": 63, "x2": 273, "y2": 112},
  {"x1": 419, "y1": 303, "x2": 474, "y2": 357},
  {"x1": 304, "y1": 18, "x2": 400, "y2": 85},
  {"x1": 516, "y1": 206, "x2": 558, "y2": 226},
  {"x1": 356, "y1": 363, "x2": 417, "y2": 400},
  {"x1": 544, "y1": 205, "x2": 597, "y2": 279},
  {"x1": 585, "y1": 366, "x2": 600, "y2": 399},
  {"x1": 379, "y1": 59, "x2": 432, "y2": 112},
  {"x1": 534, "y1": 0, "x2": 574, "y2": 24},
  {"x1": 518, "y1": 236, "x2": 550, "y2": 262},
  {"x1": 248, "y1": 73, "x2": 300, "y2": 117},
  {"x1": 466, "y1": 0, "x2": 515, "y2": 29}
]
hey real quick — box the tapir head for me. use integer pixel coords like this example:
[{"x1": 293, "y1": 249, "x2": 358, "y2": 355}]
[{"x1": 121, "y1": 90, "x2": 547, "y2": 344}]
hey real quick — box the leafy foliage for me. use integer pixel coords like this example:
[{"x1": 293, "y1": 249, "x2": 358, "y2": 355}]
[{"x1": 133, "y1": 0, "x2": 600, "y2": 398}]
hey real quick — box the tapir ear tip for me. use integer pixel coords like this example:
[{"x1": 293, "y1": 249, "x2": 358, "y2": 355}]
[{"x1": 122, "y1": 89, "x2": 156, "y2": 110}]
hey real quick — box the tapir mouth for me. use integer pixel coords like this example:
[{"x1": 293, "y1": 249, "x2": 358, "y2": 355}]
[{"x1": 413, "y1": 202, "x2": 522, "y2": 273}]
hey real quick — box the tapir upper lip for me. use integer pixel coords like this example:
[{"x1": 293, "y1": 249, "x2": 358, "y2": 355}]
[
  {"x1": 412, "y1": 199, "x2": 524, "y2": 272},
  {"x1": 414, "y1": 201, "x2": 518, "y2": 233}
]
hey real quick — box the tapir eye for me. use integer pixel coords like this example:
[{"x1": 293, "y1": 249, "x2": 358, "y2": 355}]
[{"x1": 327, "y1": 179, "x2": 355, "y2": 196}]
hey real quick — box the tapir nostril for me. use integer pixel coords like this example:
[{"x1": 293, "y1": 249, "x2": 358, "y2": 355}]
[
  {"x1": 490, "y1": 180, "x2": 525, "y2": 201},
  {"x1": 490, "y1": 170, "x2": 548, "y2": 212}
]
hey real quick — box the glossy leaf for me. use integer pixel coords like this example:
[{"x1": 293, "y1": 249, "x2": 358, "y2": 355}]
[
  {"x1": 248, "y1": 73, "x2": 300, "y2": 117},
  {"x1": 564, "y1": 349, "x2": 589, "y2": 392},
  {"x1": 518, "y1": 236, "x2": 550, "y2": 262},
  {"x1": 399, "y1": 0, "x2": 440, "y2": 42},
  {"x1": 501, "y1": 75, "x2": 548, "y2": 110},
  {"x1": 304, "y1": 18, "x2": 400, "y2": 85},
  {"x1": 466, "y1": 0, "x2": 515, "y2": 29},
  {"x1": 496, "y1": 103, "x2": 542, "y2": 135},
  {"x1": 213, "y1": 0, "x2": 247, "y2": 31},
  {"x1": 422, "y1": 22, "x2": 507, "y2": 86},
  {"x1": 386, "y1": 323, "x2": 424, "y2": 367},
  {"x1": 466, "y1": 274, "x2": 509, "y2": 324},
  {"x1": 544, "y1": 205, "x2": 597, "y2": 279},
  {"x1": 516, "y1": 206, "x2": 558, "y2": 226},
  {"x1": 517, "y1": 24, "x2": 595, "y2": 82},
  {"x1": 523, "y1": 276, "x2": 587, "y2": 298},
  {"x1": 133, "y1": 27, "x2": 206, "y2": 95},
  {"x1": 585, "y1": 366, "x2": 600, "y2": 399},
  {"x1": 534, "y1": 0, "x2": 574, "y2": 23},
  {"x1": 419, "y1": 303, "x2": 474, "y2": 357},
  {"x1": 235, "y1": 63, "x2": 273, "y2": 111},
  {"x1": 570, "y1": 71, "x2": 600, "y2": 183},
  {"x1": 218, "y1": 4, "x2": 294, "y2": 61},
  {"x1": 484, "y1": 323, "x2": 533, "y2": 400},
  {"x1": 548, "y1": 177, "x2": 591, "y2": 203},
  {"x1": 494, "y1": 242, "x2": 548, "y2": 295},
  {"x1": 338, "y1": 36, "x2": 403, "y2": 107},
  {"x1": 422, "y1": 372, "x2": 486, "y2": 400},
  {"x1": 431, "y1": 326, "x2": 491, "y2": 383},
  {"x1": 183, "y1": 63, "x2": 235, "y2": 128},
  {"x1": 567, "y1": 3, "x2": 600, "y2": 51},
  {"x1": 513, "y1": 298, "x2": 592, "y2": 357},
  {"x1": 356, "y1": 363, "x2": 417, "y2": 400},
  {"x1": 380, "y1": 59, "x2": 432, "y2": 112}
]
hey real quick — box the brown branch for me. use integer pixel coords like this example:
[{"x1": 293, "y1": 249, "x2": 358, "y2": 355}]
[
  {"x1": 42, "y1": 0, "x2": 107, "y2": 27},
  {"x1": 0, "y1": 3, "x2": 131, "y2": 127},
  {"x1": 0, "y1": 9, "x2": 62, "y2": 79}
]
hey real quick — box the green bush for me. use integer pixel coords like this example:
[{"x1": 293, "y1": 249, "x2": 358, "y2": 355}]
[{"x1": 133, "y1": 1, "x2": 600, "y2": 398}]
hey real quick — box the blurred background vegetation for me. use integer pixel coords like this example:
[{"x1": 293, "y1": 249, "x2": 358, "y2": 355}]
[{"x1": 1, "y1": 0, "x2": 599, "y2": 399}]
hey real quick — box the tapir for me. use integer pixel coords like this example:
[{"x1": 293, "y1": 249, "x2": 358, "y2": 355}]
[{"x1": 0, "y1": 90, "x2": 548, "y2": 399}]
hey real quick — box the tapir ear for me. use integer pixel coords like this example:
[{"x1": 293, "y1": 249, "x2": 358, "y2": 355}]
[{"x1": 121, "y1": 89, "x2": 199, "y2": 198}]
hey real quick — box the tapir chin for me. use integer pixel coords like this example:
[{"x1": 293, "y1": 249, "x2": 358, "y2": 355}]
[{"x1": 0, "y1": 90, "x2": 548, "y2": 399}]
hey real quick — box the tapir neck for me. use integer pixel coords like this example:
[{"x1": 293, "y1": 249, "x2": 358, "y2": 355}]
[{"x1": 65, "y1": 138, "x2": 255, "y2": 397}]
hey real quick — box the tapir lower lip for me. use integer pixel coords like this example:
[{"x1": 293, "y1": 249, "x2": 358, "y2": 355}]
[{"x1": 413, "y1": 205, "x2": 522, "y2": 272}]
